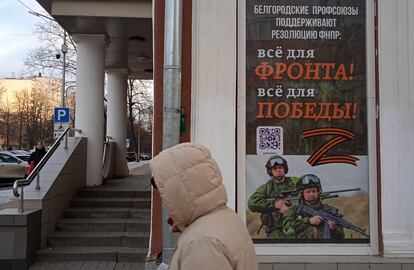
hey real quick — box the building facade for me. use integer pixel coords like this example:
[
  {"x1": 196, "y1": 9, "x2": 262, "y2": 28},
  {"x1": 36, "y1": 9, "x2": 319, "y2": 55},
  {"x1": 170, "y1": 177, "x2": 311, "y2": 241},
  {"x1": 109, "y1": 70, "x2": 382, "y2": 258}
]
[
  {"x1": 34, "y1": 0, "x2": 414, "y2": 262},
  {"x1": 153, "y1": 0, "x2": 414, "y2": 258}
]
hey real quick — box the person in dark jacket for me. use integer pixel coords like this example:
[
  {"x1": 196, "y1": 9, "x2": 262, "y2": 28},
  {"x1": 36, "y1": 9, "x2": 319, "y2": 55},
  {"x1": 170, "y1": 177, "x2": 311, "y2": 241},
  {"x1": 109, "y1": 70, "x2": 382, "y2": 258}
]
[{"x1": 28, "y1": 142, "x2": 46, "y2": 172}]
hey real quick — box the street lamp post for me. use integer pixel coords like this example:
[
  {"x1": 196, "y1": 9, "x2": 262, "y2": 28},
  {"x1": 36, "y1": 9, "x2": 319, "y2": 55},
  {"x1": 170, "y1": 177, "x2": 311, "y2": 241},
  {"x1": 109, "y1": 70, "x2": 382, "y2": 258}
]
[
  {"x1": 137, "y1": 109, "x2": 141, "y2": 162},
  {"x1": 61, "y1": 32, "x2": 68, "y2": 107}
]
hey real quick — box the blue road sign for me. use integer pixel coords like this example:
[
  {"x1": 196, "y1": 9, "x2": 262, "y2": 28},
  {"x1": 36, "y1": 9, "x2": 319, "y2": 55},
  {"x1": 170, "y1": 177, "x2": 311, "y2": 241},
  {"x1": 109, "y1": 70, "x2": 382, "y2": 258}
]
[{"x1": 54, "y1": 107, "x2": 70, "y2": 123}]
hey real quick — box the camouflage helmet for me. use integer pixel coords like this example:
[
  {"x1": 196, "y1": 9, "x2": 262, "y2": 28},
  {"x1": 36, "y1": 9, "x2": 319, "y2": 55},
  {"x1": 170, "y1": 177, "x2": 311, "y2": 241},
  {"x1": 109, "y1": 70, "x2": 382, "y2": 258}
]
[
  {"x1": 298, "y1": 174, "x2": 322, "y2": 191},
  {"x1": 265, "y1": 155, "x2": 288, "y2": 176}
]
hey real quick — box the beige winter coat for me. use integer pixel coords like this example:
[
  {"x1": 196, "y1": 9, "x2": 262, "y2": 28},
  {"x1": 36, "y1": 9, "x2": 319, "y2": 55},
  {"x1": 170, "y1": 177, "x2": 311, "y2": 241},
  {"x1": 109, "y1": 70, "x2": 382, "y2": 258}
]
[{"x1": 150, "y1": 143, "x2": 258, "y2": 270}]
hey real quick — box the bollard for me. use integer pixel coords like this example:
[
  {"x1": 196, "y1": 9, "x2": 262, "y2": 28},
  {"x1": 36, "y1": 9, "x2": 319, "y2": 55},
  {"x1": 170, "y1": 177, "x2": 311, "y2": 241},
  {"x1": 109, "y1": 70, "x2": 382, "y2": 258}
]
[
  {"x1": 64, "y1": 133, "x2": 68, "y2": 149},
  {"x1": 35, "y1": 173, "x2": 40, "y2": 190},
  {"x1": 19, "y1": 185, "x2": 24, "y2": 213}
]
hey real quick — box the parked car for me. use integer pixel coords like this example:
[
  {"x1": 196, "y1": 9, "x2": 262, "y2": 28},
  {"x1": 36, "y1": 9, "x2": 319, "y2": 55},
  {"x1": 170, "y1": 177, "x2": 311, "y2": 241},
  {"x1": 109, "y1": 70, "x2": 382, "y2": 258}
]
[
  {"x1": 9, "y1": 150, "x2": 31, "y2": 155},
  {"x1": 7, "y1": 150, "x2": 30, "y2": 162},
  {"x1": 126, "y1": 152, "x2": 152, "y2": 162},
  {"x1": 139, "y1": 153, "x2": 152, "y2": 160},
  {"x1": 0, "y1": 151, "x2": 29, "y2": 183},
  {"x1": 126, "y1": 152, "x2": 136, "y2": 162}
]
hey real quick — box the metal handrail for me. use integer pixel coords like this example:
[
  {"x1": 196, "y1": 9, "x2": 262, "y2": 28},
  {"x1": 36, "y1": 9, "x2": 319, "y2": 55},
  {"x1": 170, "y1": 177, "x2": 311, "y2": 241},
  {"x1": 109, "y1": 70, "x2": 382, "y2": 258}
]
[
  {"x1": 12, "y1": 125, "x2": 81, "y2": 213},
  {"x1": 102, "y1": 135, "x2": 113, "y2": 165}
]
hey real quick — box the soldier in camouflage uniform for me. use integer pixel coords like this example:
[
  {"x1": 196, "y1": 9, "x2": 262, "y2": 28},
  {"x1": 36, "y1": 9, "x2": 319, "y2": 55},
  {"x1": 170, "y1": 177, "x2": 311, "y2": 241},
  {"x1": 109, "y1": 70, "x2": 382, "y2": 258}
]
[
  {"x1": 282, "y1": 174, "x2": 344, "y2": 240},
  {"x1": 247, "y1": 155, "x2": 299, "y2": 238}
]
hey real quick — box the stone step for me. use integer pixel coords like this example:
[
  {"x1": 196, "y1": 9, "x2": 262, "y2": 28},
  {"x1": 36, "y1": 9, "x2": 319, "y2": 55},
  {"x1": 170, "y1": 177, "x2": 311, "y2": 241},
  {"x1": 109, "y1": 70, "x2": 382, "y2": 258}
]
[
  {"x1": 64, "y1": 208, "x2": 129, "y2": 219},
  {"x1": 63, "y1": 208, "x2": 151, "y2": 219},
  {"x1": 125, "y1": 219, "x2": 151, "y2": 233},
  {"x1": 37, "y1": 247, "x2": 117, "y2": 262},
  {"x1": 115, "y1": 263, "x2": 147, "y2": 270},
  {"x1": 117, "y1": 247, "x2": 148, "y2": 262},
  {"x1": 47, "y1": 232, "x2": 150, "y2": 248},
  {"x1": 56, "y1": 218, "x2": 150, "y2": 232},
  {"x1": 71, "y1": 197, "x2": 151, "y2": 208},
  {"x1": 77, "y1": 189, "x2": 151, "y2": 198},
  {"x1": 122, "y1": 232, "x2": 150, "y2": 248},
  {"x1": 36, "y1": 246, "x2": 148, "y2": 262},
  {"x1": 30, "y1": 261, "x2": 118, "y2": 270},
  {"x1": 129, "y1": 209, "x2": 152, "y2": 219}
]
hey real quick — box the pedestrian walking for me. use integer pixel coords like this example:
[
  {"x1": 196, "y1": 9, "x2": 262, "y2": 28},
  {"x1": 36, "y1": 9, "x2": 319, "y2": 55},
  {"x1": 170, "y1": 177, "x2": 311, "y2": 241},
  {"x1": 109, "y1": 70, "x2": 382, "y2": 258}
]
[
  {"x1": 150, "y1": 143, "x2": 258, "y2": 270},
  {"x1": 27, "y1": 142, "x2": 46, "y2": 175}
]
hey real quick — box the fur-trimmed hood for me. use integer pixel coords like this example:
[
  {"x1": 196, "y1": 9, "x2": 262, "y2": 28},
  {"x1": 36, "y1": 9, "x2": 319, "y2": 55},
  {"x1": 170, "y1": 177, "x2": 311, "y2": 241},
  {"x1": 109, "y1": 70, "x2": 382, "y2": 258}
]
[{"x1": 150, "y1": 143, "x2": 227, "y2": 232}]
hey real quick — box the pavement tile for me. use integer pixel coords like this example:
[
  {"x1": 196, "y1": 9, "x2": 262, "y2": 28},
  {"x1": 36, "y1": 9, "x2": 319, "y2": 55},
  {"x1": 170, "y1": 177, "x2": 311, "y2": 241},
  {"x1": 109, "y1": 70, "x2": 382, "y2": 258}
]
[
  {"x1": 144, "y1": 262, "x2": 160, "y2": 270},
  {"x1": 115, "y1": 262, "x2": 146, "y2": 270},
  {"x1": 403, "y1": 264, "x2": 414, "y2": 270},
  {"x1": 338, "y1": 263, "x2": 369, "y2": 270},
  {"x1": 276, "y1": 264, "x2": 305, "y2": 270},
  {"x1": 306, "y1": 263, "x2": 337, "y2": 270},
  {"x1": 370, "y1": 264, "x2": 402, "y2": 270},
  {"x1": 259, "y1": 263, "x2": 273, "y2": 270}
]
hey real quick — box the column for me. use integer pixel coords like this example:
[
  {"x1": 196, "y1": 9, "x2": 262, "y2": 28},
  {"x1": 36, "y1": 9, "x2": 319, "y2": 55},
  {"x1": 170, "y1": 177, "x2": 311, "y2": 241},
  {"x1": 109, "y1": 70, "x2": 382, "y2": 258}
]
[
  {"x1": 379, "y1": 0, "x2": 414, "y2": 256},
  {"x1": 73, "y1": 34, "x2": 106, "y2": 186},
  {"x1": 191, "y1": 0, "x2": 237, "y2": 208},
  {"x1": 106, "y1": 69, "x2": 129, "y2": 177}
]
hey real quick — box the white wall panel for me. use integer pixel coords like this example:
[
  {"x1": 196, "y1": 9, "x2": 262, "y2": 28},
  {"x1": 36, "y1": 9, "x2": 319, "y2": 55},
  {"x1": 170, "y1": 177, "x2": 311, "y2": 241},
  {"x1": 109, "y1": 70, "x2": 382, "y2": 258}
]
[
  {"x1": 379, "y1": 0, "x2": 414, "y2": 256},
  {"x1": 191, "y1": 0, "x2": 237, "y2": 209}
]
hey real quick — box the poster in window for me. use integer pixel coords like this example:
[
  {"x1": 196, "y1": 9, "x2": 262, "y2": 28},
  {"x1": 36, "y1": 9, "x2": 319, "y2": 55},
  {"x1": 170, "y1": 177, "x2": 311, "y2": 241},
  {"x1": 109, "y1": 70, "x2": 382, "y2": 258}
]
[{"x1": 245, "y1": 0, "x2": 370, "y2": 243}]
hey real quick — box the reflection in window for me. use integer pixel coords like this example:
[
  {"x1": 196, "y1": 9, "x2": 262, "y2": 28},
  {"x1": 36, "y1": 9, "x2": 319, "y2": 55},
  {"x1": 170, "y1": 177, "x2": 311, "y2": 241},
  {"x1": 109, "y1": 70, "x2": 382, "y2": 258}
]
[{"x1": 0, "y1": 154, "x2": 17, "y2": 163}]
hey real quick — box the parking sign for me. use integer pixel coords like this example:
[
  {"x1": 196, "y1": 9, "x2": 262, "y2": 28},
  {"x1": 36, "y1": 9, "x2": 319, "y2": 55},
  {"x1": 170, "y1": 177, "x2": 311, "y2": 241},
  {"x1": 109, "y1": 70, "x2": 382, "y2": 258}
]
[
  {"x1": 54, "y1": 107, "x2": 70, "y2": 138},
  {"x1": 54, "y1": 107, "x2": 70, "y2": 123}
]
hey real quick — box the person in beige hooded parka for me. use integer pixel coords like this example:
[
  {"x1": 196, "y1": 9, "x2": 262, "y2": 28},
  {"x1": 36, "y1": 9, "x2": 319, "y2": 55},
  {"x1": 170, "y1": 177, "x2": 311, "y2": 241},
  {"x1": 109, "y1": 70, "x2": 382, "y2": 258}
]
[{"x1": 150, "y1": 143, "x2": 258, "y2": 270}]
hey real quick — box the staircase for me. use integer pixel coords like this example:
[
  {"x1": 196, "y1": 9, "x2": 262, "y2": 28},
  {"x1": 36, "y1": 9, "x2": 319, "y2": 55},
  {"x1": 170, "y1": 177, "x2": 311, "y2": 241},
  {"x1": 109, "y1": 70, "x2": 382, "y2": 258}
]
[{"x1": 35, "y1": 188, "x2": 151, "y2": 266}]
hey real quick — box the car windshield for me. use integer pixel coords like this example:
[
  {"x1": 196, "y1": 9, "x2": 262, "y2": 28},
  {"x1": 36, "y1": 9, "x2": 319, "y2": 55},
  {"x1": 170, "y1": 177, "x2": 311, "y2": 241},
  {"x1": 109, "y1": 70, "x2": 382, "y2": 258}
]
[
  {"x1": 16, "y1": 155, "x2": 29, "y2": 162},
  {"x1": 0, "y1": 153, "x2": 18, "y2": 163},
  {"x1": 10, "y1": 150, "x2": 30, "y2": 155}
]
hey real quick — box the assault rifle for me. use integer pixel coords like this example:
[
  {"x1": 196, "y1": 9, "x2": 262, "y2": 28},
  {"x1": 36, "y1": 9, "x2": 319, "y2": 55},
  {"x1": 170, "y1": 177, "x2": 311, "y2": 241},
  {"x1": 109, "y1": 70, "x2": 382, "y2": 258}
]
[
  {"x1": 264, "y1": 188, "x2": 300, "y2": 204},
  {"x1": 258, "y1": 187, "x2": 362, "y2": 235},
  {"x1": 320, "y1": 188, "x2": 362, "y2": 200},
  {"x1": 265, "y1": 188, "x2": 361, "y2": 204},
  {"x1": 296, "y1": 202, "x2": 369, "y2": 238}
]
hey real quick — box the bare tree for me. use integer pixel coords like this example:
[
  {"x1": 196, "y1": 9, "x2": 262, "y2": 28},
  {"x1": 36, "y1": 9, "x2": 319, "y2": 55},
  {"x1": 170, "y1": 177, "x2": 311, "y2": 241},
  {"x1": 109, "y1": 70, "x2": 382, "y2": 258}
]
[
  {"x1": 127, "y1": 79, "x2": 153, "y2": 159},
  {"x1": 24, "y1": 80, "x2": 59, "y2": 146},
  {"x1": 24, "y1": 20, "x2": 77, "y2": 80},
  {"x1": 0, "y1": 84, "x2": 5, "y2": 101},
  {"x1": 21, "y1": 18, "x2": 77, "y2": 146},
  {"x1": 0, "y1": 84, "x2": 16, "y2": 148},
  {"x1": 0, "y1": 77, "x2": 61, "y2": 149},
  {"x1": 65, "y1": 89, "x2": 76, "y2": 126},
  {"x1": 14, "y1": 88, "x2": 30, "y2": 148},
  {"x1": 0, "y1": 97, "x2": 18, "y2": 148}
]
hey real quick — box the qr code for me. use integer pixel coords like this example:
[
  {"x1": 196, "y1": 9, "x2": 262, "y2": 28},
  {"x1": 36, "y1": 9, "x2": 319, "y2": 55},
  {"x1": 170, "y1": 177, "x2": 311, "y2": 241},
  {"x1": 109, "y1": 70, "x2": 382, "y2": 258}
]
[{"x1": 256, "y1": 126, "x2": 283, "y2": 155}]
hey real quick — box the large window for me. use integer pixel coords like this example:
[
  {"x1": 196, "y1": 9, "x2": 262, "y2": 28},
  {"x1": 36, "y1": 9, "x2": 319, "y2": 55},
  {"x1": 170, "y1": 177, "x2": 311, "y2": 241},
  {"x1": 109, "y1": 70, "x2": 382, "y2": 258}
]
[{"x1": 238, "y1": 0, "x2": 378, "y2": 255}]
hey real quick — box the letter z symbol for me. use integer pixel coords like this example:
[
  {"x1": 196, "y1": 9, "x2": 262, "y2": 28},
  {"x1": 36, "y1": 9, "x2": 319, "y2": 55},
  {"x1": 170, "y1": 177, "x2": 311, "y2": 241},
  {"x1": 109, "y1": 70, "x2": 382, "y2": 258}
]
[{"x1": 303, "y1": 127, "x2": 359, "y2": 166}]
